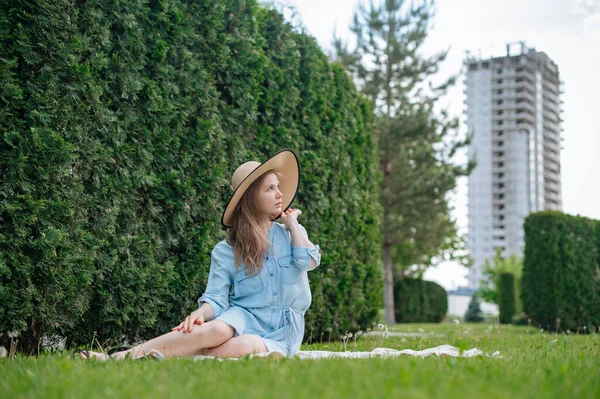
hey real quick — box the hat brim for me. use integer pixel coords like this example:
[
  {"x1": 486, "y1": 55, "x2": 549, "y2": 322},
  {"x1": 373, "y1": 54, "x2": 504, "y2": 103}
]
[{"x1": 221, "y1": 149, "x2": 300, "y2": 228}]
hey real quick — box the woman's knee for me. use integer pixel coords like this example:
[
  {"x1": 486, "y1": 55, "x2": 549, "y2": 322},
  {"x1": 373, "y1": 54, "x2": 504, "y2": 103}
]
[{"x1": 206, "y1": 320, "x2": 235, "y2": 341}]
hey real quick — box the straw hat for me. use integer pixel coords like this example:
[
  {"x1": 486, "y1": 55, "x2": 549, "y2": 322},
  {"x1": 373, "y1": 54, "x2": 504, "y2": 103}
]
[{"x1": 221, "y1": 149, "x2": 300, "y2": 227}]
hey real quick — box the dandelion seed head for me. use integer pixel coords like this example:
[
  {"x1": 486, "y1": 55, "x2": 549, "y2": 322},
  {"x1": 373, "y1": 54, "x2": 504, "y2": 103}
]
[
  {"x1": 377, "y1": 324, "x2": 384, "y2": 329},
  {"x1": 383, "y1": 331, "x2": 389, "y2": 339},
  {"x1": 453, "y1": 319, "x2": 460, "y2": 325},
  {"x1": 7, "y1": 330, "x2": 18, "y2": 338}
]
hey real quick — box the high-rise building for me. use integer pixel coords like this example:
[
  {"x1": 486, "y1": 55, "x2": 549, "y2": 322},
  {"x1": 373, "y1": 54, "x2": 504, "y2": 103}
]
[{"x1": 465, "y1": 42, "x2": 562, "y2": 289}]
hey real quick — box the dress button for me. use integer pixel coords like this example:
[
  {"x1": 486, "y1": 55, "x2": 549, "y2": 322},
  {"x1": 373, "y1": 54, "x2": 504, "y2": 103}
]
[
  {"x1": 270, "y1": 273, "x2": 274, "y2": 277},
  {"x1": 266, "y1": 256, "x2": 269, "y2": 260},
  {"x1": 273, "y1": 291, "x2": 277, "y2": 296}
]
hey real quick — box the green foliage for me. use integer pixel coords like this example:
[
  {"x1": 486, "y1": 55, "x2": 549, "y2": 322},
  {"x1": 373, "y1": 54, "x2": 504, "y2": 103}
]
[
  {"x1": 393, "y1": 278, "x2": 447, "y2": 323},
  {"x1": 464, "y1": 296, "x2": 484, "y2": 323},
  {"x1": 498, "y1": 273, "x2": 516, "y2": 324},
  {"x1": 333, "y1": 0, "x2": 474, "y2": 279},
  {"x1": 0, "y1": 0, "x2": 382, "y2": 352},
  {"x1": 478, "y1": 249, "x2": 523, "y2": 315},
  {"x1": 522, "y1": 211, "x2": 600, "y2": 332}
]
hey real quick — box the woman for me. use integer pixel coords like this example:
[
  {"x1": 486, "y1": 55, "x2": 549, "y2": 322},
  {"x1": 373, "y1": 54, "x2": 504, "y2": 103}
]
[{"x1": 76, "y1": 149, "x2": 321, "y2": 360}]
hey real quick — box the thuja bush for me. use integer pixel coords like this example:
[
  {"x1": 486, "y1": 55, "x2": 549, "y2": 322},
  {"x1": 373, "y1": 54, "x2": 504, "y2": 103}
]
[
  {"x1": 0, "y1": 0, "x2": 381, "y2": 352},
  {"x1": 522, "y1": 211, "x2": 599, "y2": 332},
  {"x1": 498, "y1": 272, "x2": 515, "y2": 324}
]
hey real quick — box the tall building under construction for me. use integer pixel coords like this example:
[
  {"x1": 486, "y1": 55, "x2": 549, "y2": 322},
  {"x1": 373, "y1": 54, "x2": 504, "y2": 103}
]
[{"x1": 465, "y1": 42, "x2": 563, "y2": 289}]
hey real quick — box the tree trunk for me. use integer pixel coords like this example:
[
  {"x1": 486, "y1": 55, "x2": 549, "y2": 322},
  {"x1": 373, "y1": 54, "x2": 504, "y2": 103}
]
[
  {"x1": 383, "y1": 241, "x2": 396, "y2": 325},
  {"x1": 382, "y1": 157, "x2": 396, "y2": 326}
]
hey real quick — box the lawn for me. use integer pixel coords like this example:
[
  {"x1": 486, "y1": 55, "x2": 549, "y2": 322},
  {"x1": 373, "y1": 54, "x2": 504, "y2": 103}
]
[{"x1": 1, "y1": 323, "x2": 599, "y2": 399}]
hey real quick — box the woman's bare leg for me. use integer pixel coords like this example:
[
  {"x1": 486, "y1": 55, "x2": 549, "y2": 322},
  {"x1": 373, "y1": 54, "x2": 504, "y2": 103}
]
[
  {"x1": 79, "y1": 320, "x2": 234, "y2": 360},
  {"x1": 205, "y1": 334, "x2": 268, "y2": 358}
]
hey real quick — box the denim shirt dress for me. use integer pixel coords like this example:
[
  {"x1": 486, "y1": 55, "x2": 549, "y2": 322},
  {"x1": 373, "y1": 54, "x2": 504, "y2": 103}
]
[{"x1": 198, "y1": 222, "x2": 321, "y2": 357}]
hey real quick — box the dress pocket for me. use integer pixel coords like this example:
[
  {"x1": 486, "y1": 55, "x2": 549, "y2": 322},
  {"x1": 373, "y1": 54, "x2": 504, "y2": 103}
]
[
  {"x1": 234, "y1": 268, "x2": 265, "y2": 297},
  {"x1": 277, "y1": 255, "x2": 300, "y2": 285}
]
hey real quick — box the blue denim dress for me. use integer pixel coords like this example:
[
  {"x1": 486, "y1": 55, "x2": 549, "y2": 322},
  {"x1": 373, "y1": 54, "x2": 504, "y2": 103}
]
[{"x1": 198, "y1": 222, "x2": 321, "y2": 357}]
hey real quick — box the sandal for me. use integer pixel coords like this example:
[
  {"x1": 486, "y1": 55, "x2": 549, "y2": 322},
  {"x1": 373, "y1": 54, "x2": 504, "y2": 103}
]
[{"x1": 107, "y1": 346, "x2": 131, "y2": 356}]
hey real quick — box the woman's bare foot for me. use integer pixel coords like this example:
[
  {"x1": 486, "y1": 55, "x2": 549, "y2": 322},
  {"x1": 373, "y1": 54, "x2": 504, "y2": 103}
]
[{"x1": 75, "y1": 350, "x2": 111, "y2": 361}]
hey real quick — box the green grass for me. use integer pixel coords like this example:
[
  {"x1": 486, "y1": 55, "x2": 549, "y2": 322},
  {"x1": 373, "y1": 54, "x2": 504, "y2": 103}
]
[{"x1": 2, "y1": 323, "x2": 599, "y2": 398}]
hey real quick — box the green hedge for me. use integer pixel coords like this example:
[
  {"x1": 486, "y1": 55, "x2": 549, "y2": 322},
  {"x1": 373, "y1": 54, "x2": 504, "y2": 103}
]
[
  {"x1": 393, "y1": 278, "x2": 447, "y2": 323},
  {"x1": 498, "y1": 273, "x2": 515, "y2": 324},
  {"x1": 522, "y1": 211, "x2": 599, "y2": 332},
  {"x1": 0, "y1": 0, "x2": 382, "y2": 352}
]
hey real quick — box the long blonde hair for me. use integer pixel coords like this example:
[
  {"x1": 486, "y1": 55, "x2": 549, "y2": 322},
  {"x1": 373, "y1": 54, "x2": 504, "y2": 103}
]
[{"x1": 226, "y1": 171, "x2": 278, "y2": 275}]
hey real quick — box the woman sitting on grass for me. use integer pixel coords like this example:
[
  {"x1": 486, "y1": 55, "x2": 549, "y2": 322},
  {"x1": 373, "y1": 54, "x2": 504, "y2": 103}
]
[{"x1": 76, "y1": 149, "x2": 321, "y2": 360}]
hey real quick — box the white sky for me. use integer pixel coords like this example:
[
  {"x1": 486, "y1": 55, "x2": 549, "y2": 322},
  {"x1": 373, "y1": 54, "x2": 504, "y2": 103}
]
[{"x1": 272, "y1": 0, "x2": 600, "y2": 289}]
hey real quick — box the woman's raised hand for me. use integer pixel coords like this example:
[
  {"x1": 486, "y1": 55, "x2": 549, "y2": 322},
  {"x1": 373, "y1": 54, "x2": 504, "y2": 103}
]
[
  {"x1": 281, "y1": 208, "x2": 302, "y2": 229},
  {"x1": 172, "y1": 308, "x2": 205, "y2": 333}
]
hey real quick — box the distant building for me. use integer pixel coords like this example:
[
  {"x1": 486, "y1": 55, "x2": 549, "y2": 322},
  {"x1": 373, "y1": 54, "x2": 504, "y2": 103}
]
[{"x1": 465, "y1": 42, "x2": 563, "y2": 289}]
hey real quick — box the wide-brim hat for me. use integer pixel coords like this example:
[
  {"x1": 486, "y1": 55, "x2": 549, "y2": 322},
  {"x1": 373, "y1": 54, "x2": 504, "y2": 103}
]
[{"x1": 221, "y1": 149, "x2": 300, "y2": 227}]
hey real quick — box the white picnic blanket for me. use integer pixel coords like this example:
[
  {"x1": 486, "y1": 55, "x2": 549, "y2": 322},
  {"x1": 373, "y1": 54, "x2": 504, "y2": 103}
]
[{"x1": 193, "y1": 344, "x2": 498, "y2": 361}]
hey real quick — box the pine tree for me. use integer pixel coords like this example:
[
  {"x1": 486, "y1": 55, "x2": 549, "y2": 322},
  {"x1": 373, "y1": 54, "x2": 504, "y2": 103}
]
[{"x1": 464, "y1": 295, "x2": 484, "y2": 323}]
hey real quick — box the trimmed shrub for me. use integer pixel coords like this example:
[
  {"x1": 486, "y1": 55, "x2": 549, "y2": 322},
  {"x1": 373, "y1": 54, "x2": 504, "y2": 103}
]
[
  {"x1": 393, "y1": 278, "x2": 447, "y2": 323},
  {"x1": 498, "y1": 272, "x2": 515, "y2": 324},
  {"x1": 522, "y1": 211, "x2": 600, "y2": 332},
  {"x1": 464, "y1": 296, "x2": 484, "y2": 323},
  {"x1": 0, "y1": 0, "x2": 382, "y2": 352}
]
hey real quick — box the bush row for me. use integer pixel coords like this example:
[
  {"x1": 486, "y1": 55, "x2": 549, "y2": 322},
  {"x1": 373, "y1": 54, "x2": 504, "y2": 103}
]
[
  {"x1": 393, "y1": 278, "x2": 447, "y2": 323},
  {"x1": 0, "y1": 0, "x2": 382, "y2": 352}
]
